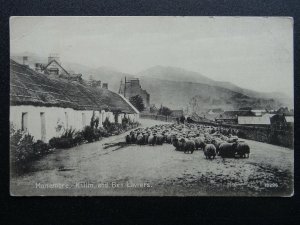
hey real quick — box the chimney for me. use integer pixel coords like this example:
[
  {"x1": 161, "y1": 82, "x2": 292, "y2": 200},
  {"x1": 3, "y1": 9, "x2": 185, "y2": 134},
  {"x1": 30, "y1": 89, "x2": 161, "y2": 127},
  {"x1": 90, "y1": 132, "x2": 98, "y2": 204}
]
[
  {"x1": 23, "y1": 56, "x2": 29, "y2": 66},
  {"x1": 48, "y1": 53, "x2": 60, "y2": 64},
  {"x1": 102, "y1": 83, "x2": 108, "y2": 89},
  {"x1": 35, "y1": 63, "x2": 42, "y2": 72}
]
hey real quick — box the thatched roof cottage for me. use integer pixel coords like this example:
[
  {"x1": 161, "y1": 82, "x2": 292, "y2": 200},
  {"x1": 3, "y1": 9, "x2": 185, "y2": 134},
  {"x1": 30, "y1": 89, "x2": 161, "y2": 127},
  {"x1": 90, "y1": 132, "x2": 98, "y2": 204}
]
[{"x1": 10, "y1": 59, "x2": 139, "y2": 142}]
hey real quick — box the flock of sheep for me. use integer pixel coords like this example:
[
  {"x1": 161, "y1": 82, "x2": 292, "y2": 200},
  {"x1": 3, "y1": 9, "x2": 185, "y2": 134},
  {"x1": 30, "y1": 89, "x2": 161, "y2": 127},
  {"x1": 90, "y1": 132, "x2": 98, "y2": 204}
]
[{"x1": 125, "y1": 123, "x2": 250, "y2": 159}]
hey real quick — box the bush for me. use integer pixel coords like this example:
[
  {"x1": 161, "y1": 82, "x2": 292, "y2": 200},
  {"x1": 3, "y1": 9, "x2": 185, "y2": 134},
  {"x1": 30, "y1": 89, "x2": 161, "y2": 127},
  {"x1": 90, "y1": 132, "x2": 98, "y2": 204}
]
[
  {"x1": 73, "y1": 132, "x2": 85, "y2": 145},
  {"x1": 121, "y1": 117, "x2": 129, "y2": 129},
  {"x1": 10, "y1": 126, "x2": 51, "y2": 174},
  {"x1": 103, "y1": 117, "x2": 111, "y2": 130},
  {"x1": 98, "y1": 127, "x2": 109, "y2": 137},
  {"x1": 11, "y1": 132, "x2": 35, "y2": 166},
  {"x1": 81, "y1": 126, "x2": 103, "y2": 142},
  {"x1": 49, "y1": 137, "x2": 74, "y2": 149},
  {"x1": 158, "y1": 106, "x2": 172, "y2": 116},
  {"x1": 32, "y1": 140, "x2": 51, "y2": 158},
  {"x1": 61, "y1": 128, "x2": 76, "y2": 139},
  {"x1": 107, "y1": 123, "x2": 124, "y2": 135},
  {"x1": 121, "y1": 117, "x2": 140, "y2": 131}
]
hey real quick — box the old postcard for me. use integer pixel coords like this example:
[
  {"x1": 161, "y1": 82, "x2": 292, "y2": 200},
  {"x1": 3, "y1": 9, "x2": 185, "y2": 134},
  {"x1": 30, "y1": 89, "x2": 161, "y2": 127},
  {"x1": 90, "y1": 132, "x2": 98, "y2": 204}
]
[{"x1": 10, "y1": 16, "x2": 294, "y2": 196}]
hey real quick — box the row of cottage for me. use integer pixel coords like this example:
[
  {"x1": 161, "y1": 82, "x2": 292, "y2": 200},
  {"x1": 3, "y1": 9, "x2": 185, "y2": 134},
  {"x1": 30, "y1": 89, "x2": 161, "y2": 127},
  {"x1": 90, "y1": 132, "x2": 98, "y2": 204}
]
[
  {"x1": 10, "y1": 56, "x2": 139, "y2": 143},
  {"x1": 191, "y1": 108, "x2": 294, "y2": 130}
]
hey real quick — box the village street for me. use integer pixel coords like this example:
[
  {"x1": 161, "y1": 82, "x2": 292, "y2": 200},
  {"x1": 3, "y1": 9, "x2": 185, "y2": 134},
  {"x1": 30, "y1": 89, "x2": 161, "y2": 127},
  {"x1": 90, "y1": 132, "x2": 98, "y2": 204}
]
[{"x1": 11, "y1": 119, "x2": 293, "y2": 196}]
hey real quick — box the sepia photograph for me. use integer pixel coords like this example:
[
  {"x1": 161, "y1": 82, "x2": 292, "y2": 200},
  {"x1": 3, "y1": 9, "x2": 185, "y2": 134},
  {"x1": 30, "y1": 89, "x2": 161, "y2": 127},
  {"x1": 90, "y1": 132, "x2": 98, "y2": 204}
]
[{"x1": 9, "y1": 16, "x2": 294, "y2": 196}]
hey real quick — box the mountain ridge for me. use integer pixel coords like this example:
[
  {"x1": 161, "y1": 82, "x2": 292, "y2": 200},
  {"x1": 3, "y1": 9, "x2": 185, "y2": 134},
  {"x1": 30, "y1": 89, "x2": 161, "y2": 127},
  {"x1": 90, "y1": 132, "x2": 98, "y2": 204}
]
[{"x1": 10, "y1": 53, "x2": 292, "y2": 110}]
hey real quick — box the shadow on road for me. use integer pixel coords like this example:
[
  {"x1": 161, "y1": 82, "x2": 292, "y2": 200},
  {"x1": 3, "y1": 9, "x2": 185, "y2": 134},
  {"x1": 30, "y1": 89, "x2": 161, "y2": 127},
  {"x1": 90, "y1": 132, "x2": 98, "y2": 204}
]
[{"x1": 103, "y1": 142, "x2": 130, "y2": 151}]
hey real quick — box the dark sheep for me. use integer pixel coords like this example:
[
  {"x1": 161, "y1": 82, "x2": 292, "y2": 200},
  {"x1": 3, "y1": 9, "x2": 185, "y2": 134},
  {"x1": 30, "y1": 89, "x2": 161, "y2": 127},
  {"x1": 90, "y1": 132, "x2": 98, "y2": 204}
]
[
  {"x1": 218, "y1": 143, "x2": 236, "y2": 158},
  {"x1": 172, "y1": 137, "x2": 180, "y2": 150},
  {"x1": 235, "y1": 142, "x2": 250, "y2": 158},
  {"x1": 130, "y1": 132, "x2": 137, "y2": 143},
  {"x1": 179, "y1": 138, "x2": 186, "y2": 151},
  {"x1": 172, "y1": 138, "x2": 184, "y2": 151},
  {"x1": 125, "y1": 134, "x2": 131, "y2": 144},
  {"x1": 156, "y1": 134, "x2": 164, "y2": 145},
  {"x1": 143, "y1": 133, "x2": 149, "y2": 144},
  {"x1": 204, "y1": 144, "x2": 216, "y2": 159}
]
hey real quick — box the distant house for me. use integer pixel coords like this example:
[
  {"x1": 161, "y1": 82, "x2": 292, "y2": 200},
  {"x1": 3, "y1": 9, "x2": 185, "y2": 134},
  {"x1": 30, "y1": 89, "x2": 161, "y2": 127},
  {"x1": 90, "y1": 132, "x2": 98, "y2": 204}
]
[
  {"x1": 10, "y1": 59, "x2": 139, "y2": 143},
  {"x1": 251, "y1": 109, "x2": 267, "y2": 116},
  {"x1": 215, "y1": 110, "x2": 254, "y2": 124},
  {"x1": 189, "y1": 112, "x2": 214, "y2": 124},
  {"x1": 170, "y1": 110, "x2": 184, "y2": 118},
  {"x1": 238, "y1": 113, "x2": 274, "y2": 126},
  {"x1": 43, "y1": 57, "x2": 70, "y2": 77},
  {"x1": 202, "y1": 108, "x2": 224, "y2": 121},
  {"x1": 31, "y1": 54, "x2": 83, "y2": 82},
  {"x1": 119, "y1": 77, "x2": 150, "y2": 110}
]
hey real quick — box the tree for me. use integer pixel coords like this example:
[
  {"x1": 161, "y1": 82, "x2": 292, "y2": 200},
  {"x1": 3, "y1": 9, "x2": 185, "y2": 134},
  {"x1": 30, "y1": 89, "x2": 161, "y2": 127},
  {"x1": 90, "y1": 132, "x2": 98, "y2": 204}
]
[
  {"x1": 129, "y1": 95, "x2": 145, "y2": 112},
  {"x1": 158, "y1": 106, "x2": 172, "y2": 116}
]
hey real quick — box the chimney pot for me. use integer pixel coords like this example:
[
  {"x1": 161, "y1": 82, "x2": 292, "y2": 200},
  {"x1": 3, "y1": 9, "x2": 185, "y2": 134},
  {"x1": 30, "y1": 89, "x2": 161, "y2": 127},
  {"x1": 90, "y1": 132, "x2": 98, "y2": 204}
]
[{"x1": 23, "y1": 56, "x2": 29, "y2": 66}]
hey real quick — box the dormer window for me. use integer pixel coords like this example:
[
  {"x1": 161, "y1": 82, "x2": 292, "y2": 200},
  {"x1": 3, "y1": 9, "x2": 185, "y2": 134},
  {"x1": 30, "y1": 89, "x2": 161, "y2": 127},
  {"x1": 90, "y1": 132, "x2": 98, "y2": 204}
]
[{"x1": 49, "y1": 68, "x2": 59, "y2": 75}]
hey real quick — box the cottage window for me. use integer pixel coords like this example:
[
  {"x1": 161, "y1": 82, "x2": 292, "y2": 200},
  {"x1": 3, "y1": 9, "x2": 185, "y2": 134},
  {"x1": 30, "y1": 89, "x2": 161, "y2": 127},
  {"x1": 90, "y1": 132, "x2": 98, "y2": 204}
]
[
  {"x1": 21, "y1": 112, "x2": 28, "y2": 131},
  {"x1": 82, "y1": 113, "x2": 86, "y2": 127},
  {"x1": 40, "y1": 112, "x2": 46, "y2": 142},
  {"x1": 65, "y1": 112, "x2": 69, "y2": 129}
]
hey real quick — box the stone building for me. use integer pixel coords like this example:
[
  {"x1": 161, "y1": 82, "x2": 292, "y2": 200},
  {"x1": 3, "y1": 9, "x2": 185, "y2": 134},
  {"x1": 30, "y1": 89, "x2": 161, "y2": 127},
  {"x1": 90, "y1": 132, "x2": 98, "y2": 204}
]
[{"x1": 118, "y1": 77, "x2": 150, "y2": 110}]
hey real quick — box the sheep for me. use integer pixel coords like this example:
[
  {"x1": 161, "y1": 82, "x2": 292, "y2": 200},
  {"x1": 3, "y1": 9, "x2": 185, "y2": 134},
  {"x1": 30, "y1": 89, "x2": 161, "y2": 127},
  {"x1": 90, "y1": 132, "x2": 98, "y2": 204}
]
[
  {"x1": 194, "y1": 137, "x2": 205, "y2": 150},
  {"x1": 227, "y1": 135, "x2": 238, "y2": 143},
  {"x1": 211, "y1": 138, "x2": 225, "y2": 155},
  {"x1": 143, "y1": 133, "x2": 149, "y2": 144},
  {"x1": 184, "y1": 139, "x2": 195, "y2": 154},
  {"x1": 136, "y1": 133, "x2": 144, "y2": 145},
  {"x1": 148, "y1": 134, "x2": 156, "y2": 146},
  {"x1": 156, "y1": 134, "x2": 165, "y2": 145},
  {"x1": 179, "y1": 138, "x2": 187, "y2": 151},
  {"x1": 204, "y1": 144, "x2": 216, "y2": 159},
  {"x1": 172, "y1": 137, "x2": 180, "y2": 150},
  {"x1": 235, "y1": 142, "x2": 250, "y2": 158},
  {"x1": 130, "y1": 132, "x2": 137, "y2": 143},
  {"x1": 218, "y1": 143, "x2": 236, "y2": 158},
  {"x1": 172, "y1": 137, "x2": 185, "y2": 151},
  {"x1": 125, "y1": 134, "x2": 131, "y2": 144}
]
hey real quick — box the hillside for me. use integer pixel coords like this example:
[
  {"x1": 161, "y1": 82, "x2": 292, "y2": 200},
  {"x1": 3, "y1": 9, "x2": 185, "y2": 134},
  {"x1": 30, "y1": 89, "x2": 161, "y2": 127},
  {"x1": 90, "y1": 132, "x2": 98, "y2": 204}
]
[
  {"x1": 139, "y1": 77, "x2": 283, "y2": 111},
  {"x1": 138, "y1": 66, "x2": 292, "y2": 102},
  {"x1": 138, "y1": 66, "x2": 292, "y2": 110}
]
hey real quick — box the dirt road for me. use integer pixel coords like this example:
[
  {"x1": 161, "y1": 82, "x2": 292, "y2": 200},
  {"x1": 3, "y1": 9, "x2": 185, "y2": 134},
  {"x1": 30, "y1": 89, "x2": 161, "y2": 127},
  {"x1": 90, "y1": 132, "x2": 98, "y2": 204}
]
[{"x1": 10, "y1": 119, "x2": 293, "y2": 196}]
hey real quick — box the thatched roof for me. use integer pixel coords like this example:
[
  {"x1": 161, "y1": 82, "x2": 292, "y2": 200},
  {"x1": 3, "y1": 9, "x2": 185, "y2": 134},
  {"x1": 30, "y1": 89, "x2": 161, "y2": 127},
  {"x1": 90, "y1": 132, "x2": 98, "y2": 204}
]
[{"x1": 10, "y1": 59, "x2": 137, "y2": 114}]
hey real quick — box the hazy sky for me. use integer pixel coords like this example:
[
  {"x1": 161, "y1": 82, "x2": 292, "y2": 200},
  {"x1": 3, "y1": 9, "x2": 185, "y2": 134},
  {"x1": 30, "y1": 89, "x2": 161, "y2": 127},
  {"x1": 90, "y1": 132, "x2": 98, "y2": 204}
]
[{"x1": 10, "y1": 16, "x2": 293, "y2": 97}]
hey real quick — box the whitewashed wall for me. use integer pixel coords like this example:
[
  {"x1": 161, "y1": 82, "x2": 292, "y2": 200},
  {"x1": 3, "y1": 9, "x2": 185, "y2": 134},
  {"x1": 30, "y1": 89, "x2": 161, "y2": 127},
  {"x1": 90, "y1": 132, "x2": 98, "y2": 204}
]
[{"x1": 10, "y1": 105, "x2": 138, "y2": 143}]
